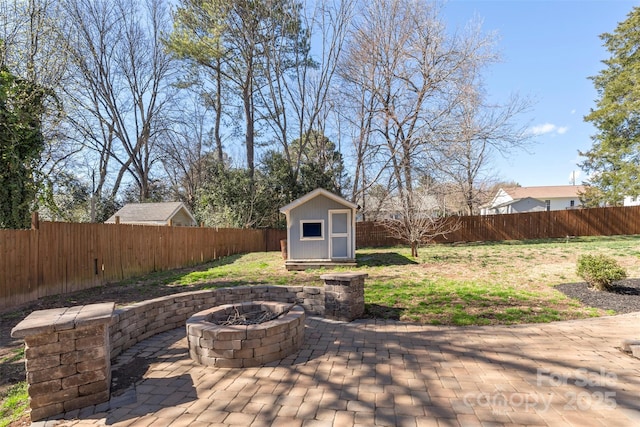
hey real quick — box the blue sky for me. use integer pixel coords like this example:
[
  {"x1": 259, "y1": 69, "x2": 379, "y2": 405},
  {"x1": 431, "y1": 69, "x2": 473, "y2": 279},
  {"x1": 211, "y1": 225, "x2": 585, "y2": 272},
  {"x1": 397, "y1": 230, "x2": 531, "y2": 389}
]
[{"x1": 442, "y1": 0, "x2": 638, "y2": 187}]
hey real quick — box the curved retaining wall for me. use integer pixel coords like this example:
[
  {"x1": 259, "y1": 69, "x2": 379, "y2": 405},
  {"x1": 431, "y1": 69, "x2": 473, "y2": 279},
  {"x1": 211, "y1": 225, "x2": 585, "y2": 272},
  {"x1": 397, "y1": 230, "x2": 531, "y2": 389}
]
[
  {"x1": 12, "y1": 273, "x2": 367, "y2": 422},
  {"x1": 109, "y1": 286, "x2": 324, "y2": 359}
]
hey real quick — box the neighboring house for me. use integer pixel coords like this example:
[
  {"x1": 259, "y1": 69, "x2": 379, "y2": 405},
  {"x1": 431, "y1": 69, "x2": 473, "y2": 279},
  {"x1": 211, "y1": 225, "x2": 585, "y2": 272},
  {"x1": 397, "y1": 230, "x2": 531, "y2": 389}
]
[
  {"x1": 280, "y1": 188, "x2": 358, "y2": 271},
  {"x1": 623, "y1": 196, "x2": 640, "y2": 206},
  {"x1": 481, "y1": 185, "x2": 587, "y2": 215},
  {"x1": 105, "y1": 202, "x2": 197, "y2": 226},
  {"x1": 360, "y1": 189, "x2": 442, "y2": 221}
]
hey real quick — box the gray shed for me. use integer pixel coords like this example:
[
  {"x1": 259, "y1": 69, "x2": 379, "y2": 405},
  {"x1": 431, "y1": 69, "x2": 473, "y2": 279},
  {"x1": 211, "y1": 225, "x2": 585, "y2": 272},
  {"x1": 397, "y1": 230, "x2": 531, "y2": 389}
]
[{"x1": 279, "y1": 188, "x2": 357, "y2": 271}]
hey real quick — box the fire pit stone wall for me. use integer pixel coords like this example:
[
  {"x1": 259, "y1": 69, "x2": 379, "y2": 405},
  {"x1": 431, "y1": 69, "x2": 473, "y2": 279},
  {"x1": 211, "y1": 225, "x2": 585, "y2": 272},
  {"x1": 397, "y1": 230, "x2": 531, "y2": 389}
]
[{"x1": 187, "y1": 301, "x2": 305, "y2": 368}]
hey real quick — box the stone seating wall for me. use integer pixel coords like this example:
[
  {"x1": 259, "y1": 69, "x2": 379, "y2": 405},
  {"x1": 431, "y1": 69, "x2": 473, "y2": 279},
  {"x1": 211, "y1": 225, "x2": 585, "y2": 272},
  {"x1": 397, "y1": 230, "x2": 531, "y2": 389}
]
[
  {"x1": 109, "y1": 286, "x2": 324, "y2": 359},
  {"x1": 11, "y1": 273, "x2": 367, "y2": 421}
]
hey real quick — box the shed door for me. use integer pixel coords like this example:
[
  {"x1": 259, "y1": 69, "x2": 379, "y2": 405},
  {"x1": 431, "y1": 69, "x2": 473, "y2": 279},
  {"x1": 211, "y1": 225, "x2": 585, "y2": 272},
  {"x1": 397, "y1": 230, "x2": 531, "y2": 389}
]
[{"x1": 329, "y1": 210, "x2": 351, "y2": 259}]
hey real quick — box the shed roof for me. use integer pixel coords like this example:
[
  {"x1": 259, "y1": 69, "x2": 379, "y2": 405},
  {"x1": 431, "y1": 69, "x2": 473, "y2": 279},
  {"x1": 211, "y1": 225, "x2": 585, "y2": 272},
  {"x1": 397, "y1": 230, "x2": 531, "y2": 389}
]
[
  {"x1": 105, "y1": 202, "x2": 196, "y2": 225},
  {"x1": 280, "y1": 188, "x2": 357, "y2": 214}
]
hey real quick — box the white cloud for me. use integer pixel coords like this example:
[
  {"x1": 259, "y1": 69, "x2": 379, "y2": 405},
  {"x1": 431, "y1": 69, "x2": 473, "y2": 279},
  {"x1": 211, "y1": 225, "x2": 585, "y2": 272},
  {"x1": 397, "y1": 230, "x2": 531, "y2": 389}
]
[
  {"x1": 529, "y1": 123, "x2": 556, "y2": 135},
  {"x1": 528, "y1": 123, "x2": 569, "y2": 136}
]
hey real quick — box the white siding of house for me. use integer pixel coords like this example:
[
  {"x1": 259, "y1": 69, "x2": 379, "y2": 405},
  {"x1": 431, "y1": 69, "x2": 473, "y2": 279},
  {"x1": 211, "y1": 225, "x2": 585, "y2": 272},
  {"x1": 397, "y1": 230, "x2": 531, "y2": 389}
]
[
  {"x1": 482, "y1": 194, "x2": 583, "y2": 215},
  {"x1": 490, "y1": 189, "x2": 512, "y2": 208},
  {"x1": 624, "y1": 196, "x2": 640, "y2": 206},
  {"x1": 510, "y1": 199, "x2": 546, "y2": 213},
  {"x1": 547, "y1": 197, "x2": 581, "y2": 211}
]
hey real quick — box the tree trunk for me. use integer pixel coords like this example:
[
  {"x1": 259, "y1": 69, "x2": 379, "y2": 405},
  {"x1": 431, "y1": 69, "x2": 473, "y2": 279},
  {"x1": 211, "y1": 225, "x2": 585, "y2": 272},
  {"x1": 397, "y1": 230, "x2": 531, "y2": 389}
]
[
  {"x1": 411, "y1": 241, "x2": 418, "y2": 258},
  {"x1": 243, "y1": 61, "x2": 254, "y2": 183},
  {"x1": 214, "y1": 57, "x2": 224, "y2": 163}
]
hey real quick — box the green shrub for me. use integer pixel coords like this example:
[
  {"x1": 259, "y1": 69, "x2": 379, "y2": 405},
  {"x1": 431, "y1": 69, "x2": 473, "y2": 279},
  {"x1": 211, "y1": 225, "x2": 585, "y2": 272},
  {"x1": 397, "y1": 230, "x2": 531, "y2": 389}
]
[{"x1": 576, "y1": 254, "x2": 627, "y2": 291}]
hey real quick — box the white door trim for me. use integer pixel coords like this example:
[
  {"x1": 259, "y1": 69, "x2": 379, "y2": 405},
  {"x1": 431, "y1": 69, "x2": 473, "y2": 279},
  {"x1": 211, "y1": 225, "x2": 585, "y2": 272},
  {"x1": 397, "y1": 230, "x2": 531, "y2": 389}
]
[{"x1": 328, "y1": 209, "x2": 351, "y2": 259}]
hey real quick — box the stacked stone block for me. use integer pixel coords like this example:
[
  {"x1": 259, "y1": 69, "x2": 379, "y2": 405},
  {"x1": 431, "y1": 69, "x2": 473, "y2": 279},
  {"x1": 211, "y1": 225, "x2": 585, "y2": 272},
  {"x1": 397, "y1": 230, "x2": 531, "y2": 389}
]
[
  {"x1": 321, "y1": 273, "x2": 368, "y2": 321},
  {"x1": 621, "y1": 339, "x2": 640, "y2": 359},
  {"x1": 110, "y1": 286, "x2": 323, "y2": 358},
  {"x1": 109, "y1": 292, "x2": 215, "y2": 358},
  {"x1": 299, "y1": 286, "x2": 325, "y2": 315},
  {"x1": 10, "y1": 303, "x2": 114, "y2": 422},
  {"x1": 187, "y1": 301, "x2": 305, "y2": 368}
]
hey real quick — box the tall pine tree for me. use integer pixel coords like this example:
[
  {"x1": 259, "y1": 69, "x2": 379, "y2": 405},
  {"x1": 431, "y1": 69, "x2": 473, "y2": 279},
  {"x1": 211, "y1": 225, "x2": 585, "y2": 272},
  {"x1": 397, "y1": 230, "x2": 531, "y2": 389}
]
[{"x1": 581, "y1": 6, "x2": 640, "y2": 206}]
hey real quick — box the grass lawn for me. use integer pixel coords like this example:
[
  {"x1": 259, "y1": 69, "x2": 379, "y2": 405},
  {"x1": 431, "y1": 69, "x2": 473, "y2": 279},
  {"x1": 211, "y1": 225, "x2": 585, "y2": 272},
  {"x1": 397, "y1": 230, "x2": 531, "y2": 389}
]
[
  {"x1": 167, "y1": 235, "x2": 640, "y2": 325},
  {"x1": 0, "y1": 382, "x2": 27, "y2": 427},
  {"x1": 3, "y1": 235, "x2": 640, "y2": 424}
]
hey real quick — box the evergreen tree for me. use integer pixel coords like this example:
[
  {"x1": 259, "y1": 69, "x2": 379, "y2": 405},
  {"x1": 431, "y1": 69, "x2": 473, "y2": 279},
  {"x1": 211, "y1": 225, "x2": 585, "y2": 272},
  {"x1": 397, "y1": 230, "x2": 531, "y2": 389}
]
[
  {"x1": 0, "y1": 65, "x2": 46, "y2": 228},
  {"x1": 581, "y1": 6, "x2": 640, "y2": 206}
]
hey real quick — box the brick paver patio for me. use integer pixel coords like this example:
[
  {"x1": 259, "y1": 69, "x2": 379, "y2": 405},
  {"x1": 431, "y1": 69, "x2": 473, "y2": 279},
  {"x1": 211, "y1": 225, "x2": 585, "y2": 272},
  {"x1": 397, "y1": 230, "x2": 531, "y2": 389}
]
[{"x1": 34, "y1": 312, "x2": 640, "y2": 426}]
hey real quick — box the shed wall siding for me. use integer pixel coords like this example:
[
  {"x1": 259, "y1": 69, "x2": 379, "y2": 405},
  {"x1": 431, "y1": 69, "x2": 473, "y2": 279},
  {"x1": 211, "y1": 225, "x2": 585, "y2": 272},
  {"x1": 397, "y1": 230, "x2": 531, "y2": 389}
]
[{"x1": 289, "y1": 195, "x2": 348, "y2": 260}]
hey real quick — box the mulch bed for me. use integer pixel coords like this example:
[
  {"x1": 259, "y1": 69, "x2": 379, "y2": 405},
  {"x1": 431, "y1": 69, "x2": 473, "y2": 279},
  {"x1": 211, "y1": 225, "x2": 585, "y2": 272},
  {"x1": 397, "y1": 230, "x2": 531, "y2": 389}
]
[{"x1": 555, "y1": 279, "x2": 640, "y2": 314}]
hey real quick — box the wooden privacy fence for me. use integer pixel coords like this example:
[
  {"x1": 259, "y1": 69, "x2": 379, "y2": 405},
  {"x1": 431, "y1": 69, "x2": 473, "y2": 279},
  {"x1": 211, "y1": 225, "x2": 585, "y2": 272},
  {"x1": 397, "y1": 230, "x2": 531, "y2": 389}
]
[
  {"x1": 4, "y1": 206, "x2": 640, "y2": 311},
  {"x1": 0, "y1": 221, "x2": 286, "y2": 311},
  {"x1": 356, "y1": 206, "x2": 640, "y2": 248}
]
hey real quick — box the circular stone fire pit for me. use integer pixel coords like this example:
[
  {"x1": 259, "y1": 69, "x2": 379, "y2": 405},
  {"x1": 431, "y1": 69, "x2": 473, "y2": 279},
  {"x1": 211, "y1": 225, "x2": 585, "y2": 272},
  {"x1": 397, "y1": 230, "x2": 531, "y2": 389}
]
[{"x1": 186, "y1": 301, "x2": 305, "y2": 368}]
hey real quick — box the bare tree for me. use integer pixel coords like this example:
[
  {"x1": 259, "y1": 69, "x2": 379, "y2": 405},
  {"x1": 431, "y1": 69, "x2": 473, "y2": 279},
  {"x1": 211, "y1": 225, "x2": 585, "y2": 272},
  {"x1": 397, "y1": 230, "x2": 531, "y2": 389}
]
[
  {"x1": 256, "y1": 0, "x2": 355, "y2": 189},
  {"x1": 336, "y1": 51, "x2": 387, "y2": 215},
  {"x1": 160, "y1": 91, "x2": 220, "y2": 211},
  {"x1": 59, "y1": 0, "x2": 176, "y2": 205},
  {"x1": 425, "y1": 49, "x2": 532, "y2": 215},
  {"x1": 381, "y1": 185, "x2": 460, "y2": 257},
  {"x1": 339, "y1": 0, "x2": 494, "y2": 254},
  {"x1": 0, "y1": 0, "x2": 69, "y2": 91},
  {"x1": 0, "y1": 0, "x2": 77, "y2": 197}
]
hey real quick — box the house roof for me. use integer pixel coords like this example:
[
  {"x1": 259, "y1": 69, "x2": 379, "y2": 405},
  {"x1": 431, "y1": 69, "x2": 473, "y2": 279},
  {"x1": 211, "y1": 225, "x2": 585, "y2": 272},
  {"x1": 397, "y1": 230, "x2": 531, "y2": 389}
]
[
  {"x1": 280, "y1": 188, "x2": 358, "y2": 214},
  {"x1": 502, "y1": 185, "x2": 587, "y2": 200},
  {"x1": 105, "y1": 202, "x2": 196, "y2": 225}
]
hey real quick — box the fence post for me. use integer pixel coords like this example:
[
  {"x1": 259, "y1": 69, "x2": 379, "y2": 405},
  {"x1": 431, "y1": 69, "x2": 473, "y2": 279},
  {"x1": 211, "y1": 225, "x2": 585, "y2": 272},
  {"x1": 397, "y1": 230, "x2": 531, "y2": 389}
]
[
  {"x1": 264, "y1": 229, "x2": 269, "y2": 252},
  {"x1": 31, "y1": 212, "x2": 39, "y2": 230}
]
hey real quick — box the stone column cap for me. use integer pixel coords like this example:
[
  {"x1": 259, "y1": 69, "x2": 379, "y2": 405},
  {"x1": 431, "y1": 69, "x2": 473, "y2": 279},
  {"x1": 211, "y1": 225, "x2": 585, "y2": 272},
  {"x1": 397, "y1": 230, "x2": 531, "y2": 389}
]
[
  {"x1": 11, "y1": 302, "x2": 115, "y2": 338},
  {"x1": 320, "y1": 272, "x2": 368, "y2": 280}
]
